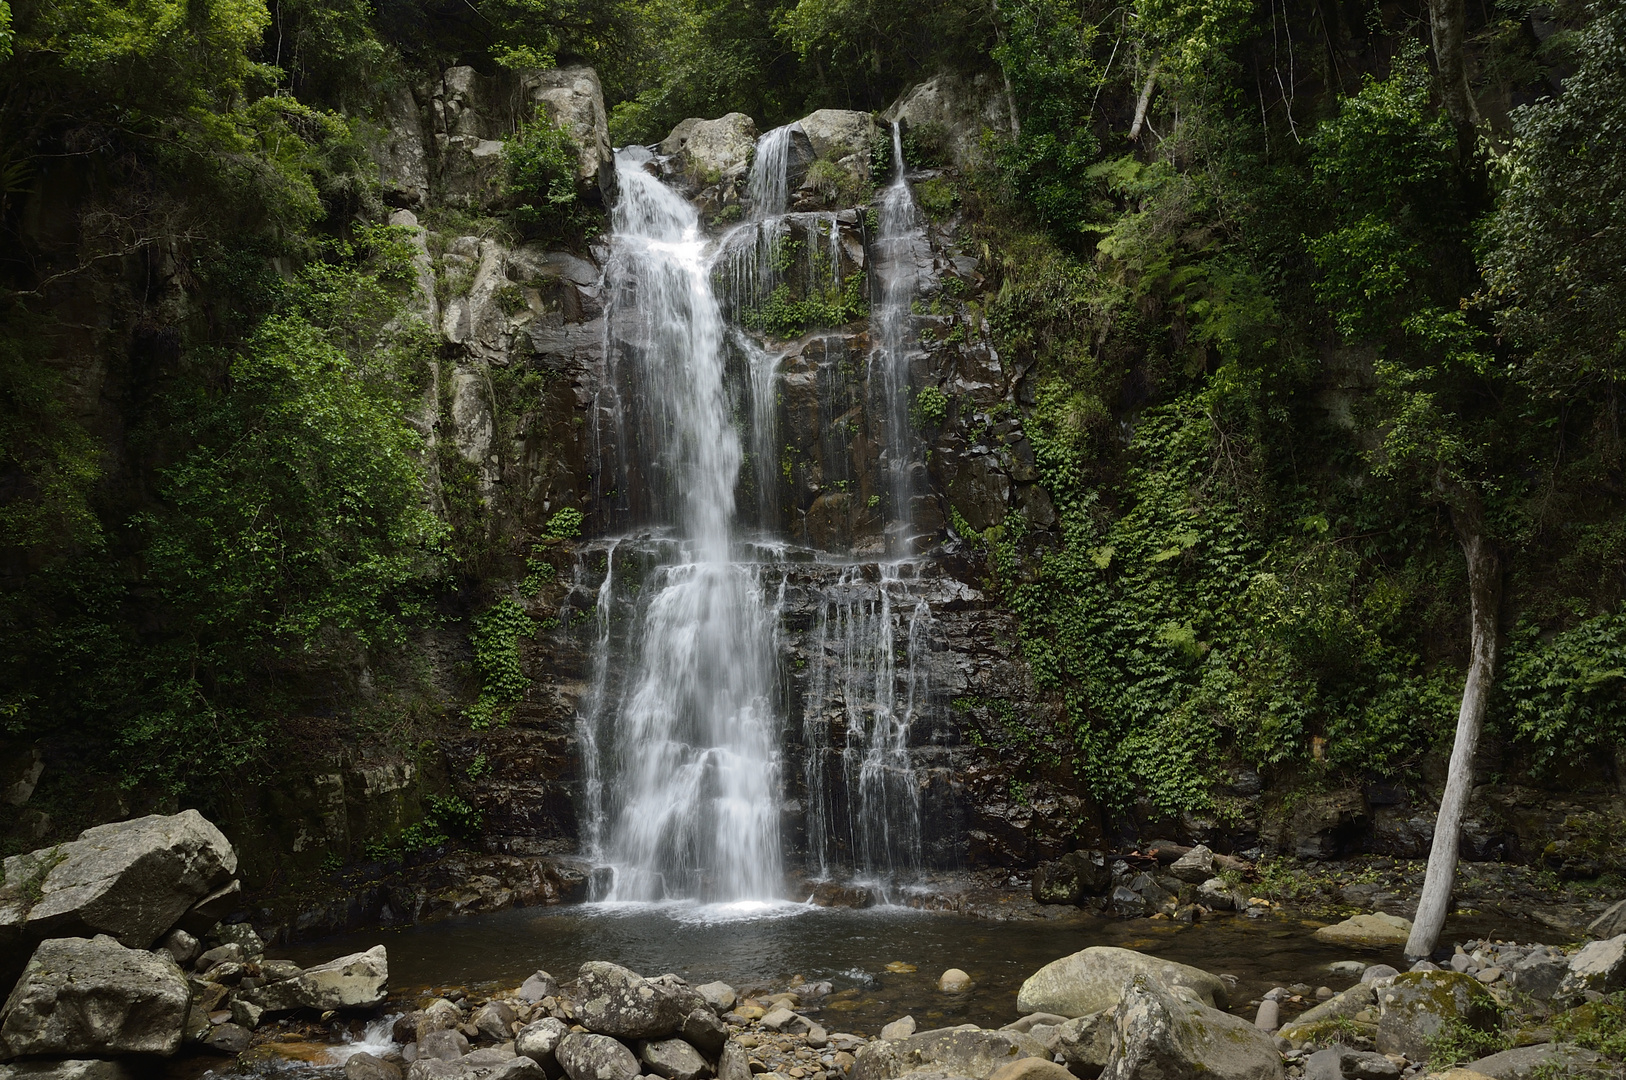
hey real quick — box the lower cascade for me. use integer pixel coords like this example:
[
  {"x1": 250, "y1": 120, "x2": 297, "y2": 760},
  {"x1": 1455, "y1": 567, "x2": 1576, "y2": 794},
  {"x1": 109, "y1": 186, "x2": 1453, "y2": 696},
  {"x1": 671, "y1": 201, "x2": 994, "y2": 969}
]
[{"x1": 579, "y1": 132, "x2": 945, "y2": 905}]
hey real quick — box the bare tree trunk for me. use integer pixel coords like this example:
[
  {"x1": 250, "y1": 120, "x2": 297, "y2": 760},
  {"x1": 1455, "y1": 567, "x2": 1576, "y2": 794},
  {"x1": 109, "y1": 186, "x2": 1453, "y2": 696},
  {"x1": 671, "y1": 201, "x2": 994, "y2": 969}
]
[
  {"x1": 1428, "y1": 0, "x2": 1479, "y2": 129},
  {"x1": 1129, "y1": 67, "x2": 1159, "y2": 142},
  {"x1": 1405, "y1": 502, "x2": 1501, "y2": 959}
]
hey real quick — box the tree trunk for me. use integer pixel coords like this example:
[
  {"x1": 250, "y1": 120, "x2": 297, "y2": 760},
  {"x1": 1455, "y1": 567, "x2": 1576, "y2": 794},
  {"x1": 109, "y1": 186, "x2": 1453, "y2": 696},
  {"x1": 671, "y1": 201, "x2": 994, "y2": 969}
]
[
  {"x1": 1428, "y1": 0, "x2": 1479, "y2": 129},
  {"x1": 1129, "y1": 67, "x2": 1159, "y2": 142},
  {"x1": 1405, "y1": 503, "x2": 1501, "y2": 959}
]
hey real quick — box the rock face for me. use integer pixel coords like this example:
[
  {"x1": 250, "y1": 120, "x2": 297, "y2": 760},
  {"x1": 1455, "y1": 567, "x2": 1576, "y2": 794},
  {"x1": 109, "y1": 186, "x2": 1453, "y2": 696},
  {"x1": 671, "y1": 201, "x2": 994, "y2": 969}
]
[
  {"x1": 1016, "y1": 947, "x2": 1228, "y2": 1018},
  {"x1": 0, "y1": 935, "x2": 190, "y2": 1058},
  {"x1": 1101, "y1": 975, "x2": 1282, "y2": 1080},
  {"x1": 556, "y1": 1033, "x2": 641, "y2": 1080},
  {"x1": 1372, "y1": 971, "x2": 1501, "y2": 1059},
  {"x1": 1312, "y1": 913, "x2": 1413, "y2": 948},
  {"x1": 883, "y1": 72, "x2": 1014, "y2": 169},
  {"x1": 853, "y1": 1027, "x2": 1047, "y2": 1080},
  {"x1": 575, "y1": 963, "x2": 695, "y2": 1039},
  {"x1": 0, "y1": 812, "x2": 237, "y2": 964}
]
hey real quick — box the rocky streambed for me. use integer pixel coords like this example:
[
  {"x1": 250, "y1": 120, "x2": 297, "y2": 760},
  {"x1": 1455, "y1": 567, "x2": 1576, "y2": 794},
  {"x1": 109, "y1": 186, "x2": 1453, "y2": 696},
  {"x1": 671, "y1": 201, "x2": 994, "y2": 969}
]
[{"x1": 5, "y1": 813, "x2": 1626, "y2": 1080}]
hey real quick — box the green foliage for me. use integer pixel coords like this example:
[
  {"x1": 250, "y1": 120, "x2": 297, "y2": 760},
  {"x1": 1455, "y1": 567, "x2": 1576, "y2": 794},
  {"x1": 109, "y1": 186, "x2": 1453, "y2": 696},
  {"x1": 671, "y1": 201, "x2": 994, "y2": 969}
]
[
  {"x1": 541, "y1": 507, "x2": 584, "y2": 541},
  {"x1": 504, "y1": 110, "x2": 594, "y2": 242},
  {"x1": 365, "y1": 794, "x2": 484, "y2": 860},
  {"x1": 910, "y1": 386, "x2": 950, "y2": 429},
  {"x1": 468, "y1": 597, "x2": 533, "y2": 729},
  {"x1": 1497, "y1": 607, "x2": 1626, "y2": 775},
  {"x1": 1426, "y1": 1017, "x2": 1509, "y2": 1067},
  {"x1": 914, "y1": 177, "x2": 958, "y2": 219},
  {"x1": 742, "y1": 275, "x2": 867, "y2": 337},
  {"x1": 1554, "y1": 993, "x2": 1626, "y2": 1060}
]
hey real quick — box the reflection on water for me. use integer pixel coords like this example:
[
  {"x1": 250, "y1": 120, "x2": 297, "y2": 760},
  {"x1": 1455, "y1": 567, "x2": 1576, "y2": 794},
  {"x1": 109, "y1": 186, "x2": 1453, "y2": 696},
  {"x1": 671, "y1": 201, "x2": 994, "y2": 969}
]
[{"x1": 276, "y1": 902, "x2": 1484, "y2": 1032}]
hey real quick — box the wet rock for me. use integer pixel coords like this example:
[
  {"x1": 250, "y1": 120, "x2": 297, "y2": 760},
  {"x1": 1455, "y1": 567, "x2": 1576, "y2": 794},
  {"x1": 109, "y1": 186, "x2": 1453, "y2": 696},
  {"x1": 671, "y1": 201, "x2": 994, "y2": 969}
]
[
  {"x1": 1101, "y1": 974, "x2": 1282, "y2": 1080},
  {"x1": 636, "y1": 1038, "x2": 710, "y2": 1080},
  {"x1": 1052, "y1": 1012, "x2": 1111, "y2": 1079},
  {"x1": 1312, "y1": 914, "x2": 1412, "y2": 948},
  {"x1": 1105, "y1": 888, "x2": 1146, "y2": 919},
  {"x1": 202, "y1": 1022, "x2": 253, "y2": 1054},
  {"x1": 1463, "y1": 1042, "x2": 1607, "y2": 1078},
  {"x1": 937, "y1": 970, "x2": 971, "y2": 993},
  {"x1": 1167, "y1": 845, "x2": 1215, "y2": 884},
  {"x1": 680, "y1": 1008, "x2": 727, "y2": 1056},
  {"x1": 853, "y1": 1027, "x2": 1046, "y2": 1080},
  {"x1": 1559, "y1": 935, "x2": 1626, "y2": 1002},
  {"x1": 1373, "y1": 971, "x2": 1500, "y2": 1059},
  {"x1": 517, "y1": 1017, "x2": 572, "y2": 1074},
  {"x1": 349, "y1": 1052, "x2": 406, "y2": 1080},
  {"x1": 0, "y1": 811, "x2": 237, "y2": 961},
  {"x1": 0, "y1": 1062, "x2": 132, "y2": 1080},
  {"x1": 576, "y1": 963, "x2": 693, "y2": 1039},
  {"x1": 1031, "y1": 851, "x2": 1109, "y2": 905},
  {"x1": 247, "y1": 945, "x2": 389, "y2": 1013},
  {"x1": 557, "y1": 1033, "x2": 642, "y2": 1080},
  {"x1": 423, "y1": 1030, "x2": 474, "y2": 1061},
  {"x1": 878, "y1": 1017, "x2": 916, "y2": 1042},
  {"x1": 475, "y1": 1002, "x2": 519, "y2": 1042},
  {"x1": 1, "y1": 935, "x2": 191, "y2": 1058},
  {"x1": 522, "y1": 973, "x2": 563, "y2": 1002},
  {"x1": 696, "y1": 983, "x2": 737, "y2": 1013},
  {"x1": 1017, "y1": 947, "x2": 1228, "y2": 1018}
]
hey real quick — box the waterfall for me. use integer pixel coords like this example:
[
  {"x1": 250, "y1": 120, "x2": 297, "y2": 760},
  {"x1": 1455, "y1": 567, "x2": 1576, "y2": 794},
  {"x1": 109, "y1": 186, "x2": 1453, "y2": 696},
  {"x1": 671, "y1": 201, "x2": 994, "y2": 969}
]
[
  {"x1": 869, "y1": 123, "x2": 927, "y2": 552},
  {"x1": 801, "y1": 565, "x2": 929, "y2": 897},
  {"x1": 746, "y1": 125, "x2": 795, "y2": 219},
  {"x1": 584, "y1": 148, "x2": 783, "y2": 902}
]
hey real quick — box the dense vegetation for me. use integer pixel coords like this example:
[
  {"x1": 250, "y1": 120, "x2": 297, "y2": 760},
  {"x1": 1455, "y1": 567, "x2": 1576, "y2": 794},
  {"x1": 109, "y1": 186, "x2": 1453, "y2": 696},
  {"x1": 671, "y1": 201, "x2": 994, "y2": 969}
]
[{"x1": 0, "y1": 0, "x2": 1621, "y2": 852}]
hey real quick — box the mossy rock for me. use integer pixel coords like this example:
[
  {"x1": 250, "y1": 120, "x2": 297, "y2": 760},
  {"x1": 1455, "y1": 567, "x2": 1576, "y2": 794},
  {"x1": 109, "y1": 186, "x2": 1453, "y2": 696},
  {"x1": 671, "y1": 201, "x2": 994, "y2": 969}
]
[{"x1": 1374, "y1": 971, "x2": 1501, "y2": 1060}]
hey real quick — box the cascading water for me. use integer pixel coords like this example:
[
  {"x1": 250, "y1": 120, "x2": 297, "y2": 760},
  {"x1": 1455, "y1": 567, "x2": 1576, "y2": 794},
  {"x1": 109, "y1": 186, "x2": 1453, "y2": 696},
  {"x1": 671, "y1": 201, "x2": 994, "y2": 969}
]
[
  {"x1": 870, "y1": 123, "x2": 928, "y2": 552},
  {"x1": 583, "y1": 148, "x2": 783, "y2": 902}
]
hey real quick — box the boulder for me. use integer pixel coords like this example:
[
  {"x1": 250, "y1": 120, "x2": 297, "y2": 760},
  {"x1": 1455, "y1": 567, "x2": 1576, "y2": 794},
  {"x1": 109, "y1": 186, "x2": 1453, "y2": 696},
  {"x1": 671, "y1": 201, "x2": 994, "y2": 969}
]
[
  {"x1": 852, "y1": 1027, "x2": 1046, "y2": 1080},
  {"x1": 1372, "y1": 971, "x2": 1500, "y2": 1059},
  {"x1": 420, "y1": 999, "x2": 464, "y2": 1040},
  {"x1": 213, "y1": 922, "x2": 264, "y2": 957},
  {"x1": 1016, "y1": 947, "x2": 1228, "y2": 1018},
  {"x1": 1052, "y1": 1012, "x2": 1112, "y2": 1079},
  {"x1": 717, "y1": 1042, "x2": 750, "y2": 1080},
  {"x1": 1197, "y1": 877, "x2": 1235, "y2": 910},
  {"x1": 1031, "y1": 860, "x2": 1081, "y2": 905},
  {"x1": 680, "y1": 1009, "x2": 727, "y2": 1057},
  {"x1": 636, "y1": 1038, "x2": 710, "y2": 1080},
  {"x1": 524, "y1": 66, "x2": 612, "y2": 188},
  {"x1": 1588, "y1": 899, "x2": 1626, "y2": 940},
  {"x1": 882, "y1": 72, "x2": 1015, "y2": 170},
  {"x1": 422, "y1": 1029, "x2": 473, "y2": 1061},
  {"x1": 1105, "y1": 888, "x2": 1146, "y2": 919},
  {"x1": 985, "y1": 1061, "x2": 1073, "y2": 1080},
  {"x1": 157, "y1": 928, "x2": 199, "y2": 967},
  {"x1": 695, "y1": 983, "x2": 736, "y2": 1013},
  {"x1": 408, "y1": 1057, "x2": 546, "y2": 1080},
  {"x1": 1167, "y1": 845, "x2": 1215, "y2": 884},
  {"x1": 556, "y1": 1033, "x2": 641, "y2": 1080},
  {"x1": 1462, "y1": 1042, "x2": 1608, "y2": 1079},
  {"x1": 1302, "y1": 1046, "x2": 1398, "y2": 1080},
  {"x1": 516, "y1": 1017, "x2": 571, "y2": 1074},
  {"x1": 575, "y1": 963, "x2": 695, "y2": 1040},
  {"x1": 0, "y1": 1062, "x2": 131, "y2": 1080},
  {"x1": 1279, "y1": 983, "x2": 1378, "y2": 1041},
  {"x1": 795, "y1": 110, "x2": 882, "y2": 165},
  {"x1": 247, "y1": 945, "x2": 389, "y2": 1013},
  {"x1": 0, "y1": 811, "x2": 237, "y2": 963},
  {"x1": 1506, "y1": 950, "x2": 1568, "y2": 1001},
  {"x1": 1100, "y1": 975, "x2": 1282, "y2": 1080},
  {"x1": 521, "y1": 972, "x2": 562, "y2": 1002},
  {"x1": 879, "y1": 1017, "x2": 916, "y2": 1042},
  {"x1": 663, "y1": 115, "x2": 758, "y2": 183},
  {"x1": 937, "y1": 970, "x2": 972, "y2": 993},
  {"x1": 1559, "y1": 935, "x2": 1626, "y2": 1002},
  {"x1": 0, "y1": 935, "x2": 190, "y2": 1057},
  {"x1": 474, "y1": 1001, "x2": 518, "y2": 1042},
  {"x1": 202, "y1": 1022, "x2": 253, "y2": 1054},
  {"x1": 349, "y1": 1052, "x2": 406, "y2": 1080},
  {"x1": 1312, "y1": 913, "x2": 1413, "y2": 948}
]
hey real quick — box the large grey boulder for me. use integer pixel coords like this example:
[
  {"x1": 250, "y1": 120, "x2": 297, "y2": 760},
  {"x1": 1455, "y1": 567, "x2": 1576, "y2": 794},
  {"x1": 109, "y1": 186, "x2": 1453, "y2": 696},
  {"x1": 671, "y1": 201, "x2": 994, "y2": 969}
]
[
  {"x1": 556, "y1": 1033, "x2": 640, "y2": 1080},
  {"x1": 662, "y1": 114, "x2": 759, "y2": 184},
  {"x1": 575, "y1": 962, "x2": 691, "y2": 1039},
  {"x1": 516, "y1": 1017, "x2": 571, "y2": 1074},
  {"x1": 1100, "y1": 975, "x2": 1282, "y2": 1080},
  {"x1": 0, "y1": 935, "x2": 190, "y2": 1057},
  {"x1": 1463, "y1": 1042, "x2": 1608, "y2": 1079},
  {"x1": 1588, "y1": 899, "x2": 1626, "y2": 940},
  {"x1": 1372, "y1": 971, "x2": 1500, "y2": 1059},
  {"x1": 245, "y1": 944, "x2": 389, "y2": 1013},
  {"x1": 1506, "y1": 948, "x2": 1568, "y2": 1001},
  {"x1": 882, "y1": 72, "x2": 1014, "y2": 169},
  {"x1": 636, "y1": 1037, "x2": 710, "y2": 1080},
  {"x1": 1016, "y1": 947, "x2": 1228, "y2": 1018},
  {"x1": 852, "y1": 1026, "x2": 1046, "y2": 1080},
  {"x1": 523, "y1": 66, "x2": 612, "y2": 188},
  {"x1": 0, "y1": 1062, "x2": 131, "y2": 1080},
  {"x1": 408, "y1": 1057, "x2": 546, "y2": 1080},
  {"x1": 1167, "y1": 845, "x2": 1215, "y2": 884},
  {"x1": 1312, "y1": 913, "x2": 1413, "y2": 948},
  {"x1": 1559, "y1": 934, "x2": 1626, "y2": 1002},
  {"x1": 1052, "y1": 1012, "x2": 1112, "y2": 1078},
  {"x1": 0, "y1": 811, "x2": 237, "y2": 956},
  {"x1": 680, "y1": 1007, "x2": 727, "y2": 1056}
]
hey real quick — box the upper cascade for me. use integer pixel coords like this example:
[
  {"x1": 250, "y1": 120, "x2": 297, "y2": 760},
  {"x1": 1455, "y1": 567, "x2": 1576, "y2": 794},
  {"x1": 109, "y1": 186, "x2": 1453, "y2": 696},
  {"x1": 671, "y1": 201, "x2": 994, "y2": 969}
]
[{"x1": 745, "y1": 125, "x2": 795, "y2": 219}]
